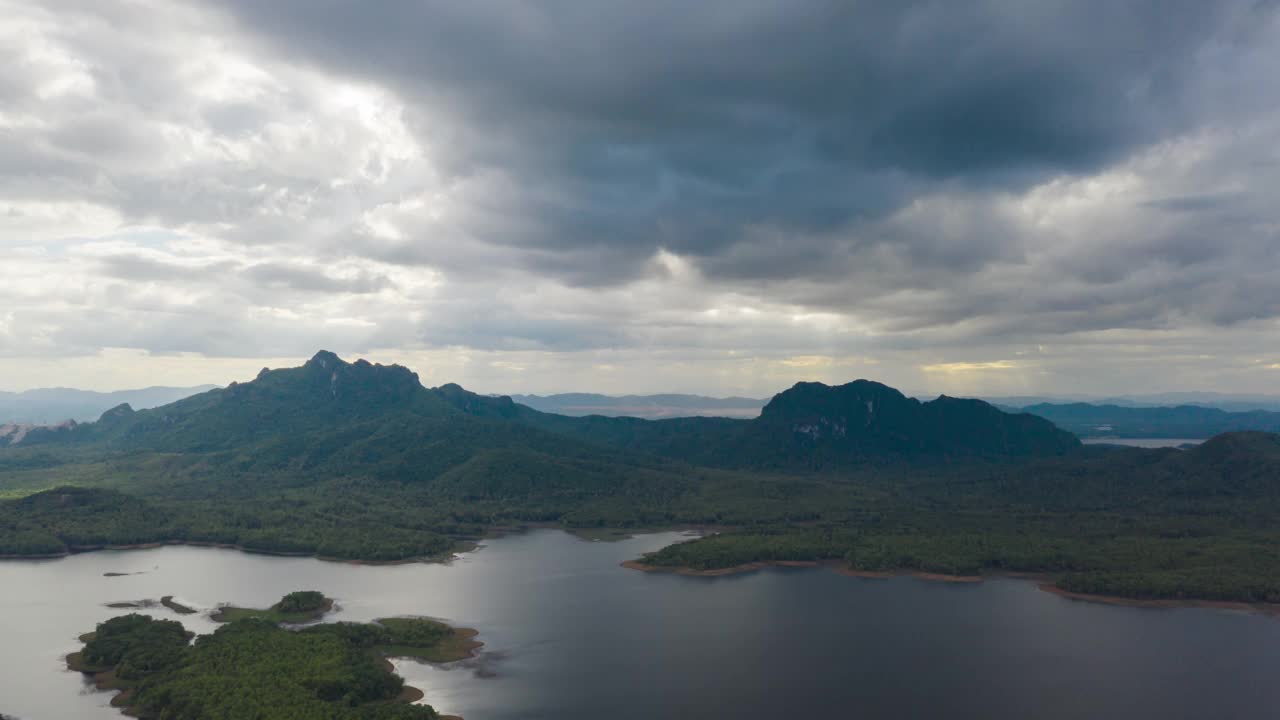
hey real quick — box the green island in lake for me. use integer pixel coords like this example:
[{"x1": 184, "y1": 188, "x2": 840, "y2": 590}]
[
  {"x1": 210, "y1": 589, "x2": 335, "y2": 624},
  {"x1": 66, "y1": 592, "x2": 480, "y2": 719}
]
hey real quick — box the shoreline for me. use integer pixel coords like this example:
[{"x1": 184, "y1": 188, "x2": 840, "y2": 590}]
[
  {"x1": 69, "y1": 616, "x2": 480, "y2": 719},
  {"x1": 622, "y1": 559, "x2": 1280, "y2": 614},
  {"x1": 210, "y1": 596, "x2": 336, "y2": 624},
  {"x1": 834, "y1": 567, "x2": 985, "y2": 583},
  {"x1": 1037, "y1": 583, "x2": 1280, "y2": 615},
  {"x1": 0, "y1": 519, "x2": 700, "y2": 563},
  {"x1": 65, "y1": 652, "x2": 135, "y2": 715},
  {"x1": 14, "y1": 527, "x2": 1275, "y2": 615},
  {"x1": 620, "y1": 559, "x2": 825, "y2": 576},
  {"x1": 621, "y1": 558, "x2": 983, "y2": 583},
  {"x1": 380, "y1": 626, "x2": 485, "y2": 719},
  {"x1": 0, "y1": 538, "x2": 465, "y2": 565}
]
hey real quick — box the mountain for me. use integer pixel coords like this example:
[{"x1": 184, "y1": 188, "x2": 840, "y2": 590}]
[
  {"x1": 13, "y1": 352, "x2": 1078, "y2": 472},
  {"x1": 498, "y1": 379, "x2": 1080, "y2": 469},
  {"x1": 1018, "y1": 402, "x2": 1280, "y2": 439},
  {"x1": 509, "y1": 393, "x2": 764, "y2": 419},
  {"x1": 0, "y1": 352, "x2": 703, "y2": 558},
  {"x1": 21, "y1": 352, "x2": 451, "y2": 451},
  {"x1": 15, "y1": 351, "x2": 683, "y2": 494},
  {"x1": 751, "y1": 381, "x2": 1081, "y2": 460},
  {"x1": 3, "y1": 351, "x2": 1280, "y2": 604},
  {"x1": 0, "y1": 385, "x2": 217, "y2": 425}
]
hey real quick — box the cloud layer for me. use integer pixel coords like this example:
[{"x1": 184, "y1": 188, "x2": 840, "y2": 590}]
[{"x1": 1, "y1": 0, "x2": 1278, "y2": 396}]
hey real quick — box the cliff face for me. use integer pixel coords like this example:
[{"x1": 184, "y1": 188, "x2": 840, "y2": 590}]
[{"x1": 0, "y1": 423, "x2": 34, "y2": 446}]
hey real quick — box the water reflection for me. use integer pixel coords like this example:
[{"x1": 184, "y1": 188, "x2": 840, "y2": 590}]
[{"x1": 1, "y1": 529, "x2": 1277, "y2": 720}]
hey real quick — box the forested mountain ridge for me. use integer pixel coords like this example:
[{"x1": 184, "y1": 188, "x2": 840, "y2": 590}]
[
  {"x1": 18, "y1": 351, "x2": 454, "y2": 451},
  {"x1": 747, "y1": 380, "x2": 1078, "y2": 460},
  {"x1": 14, "y1": 351, "x2": 1078, "y2": 470},
  {"x1": 438, "y1": 377, "x2": 1080, "y2": 469},
  {"x1": 3, "y1": 351, "x2": 1280, "y2": 604}
]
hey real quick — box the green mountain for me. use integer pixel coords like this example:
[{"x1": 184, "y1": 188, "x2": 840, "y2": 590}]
[
  {"x1": 20, "y1": 350, "x2": 1072, "y2": 470},
  {"x1": 4, "y1": 351, "x2": 1279, "y2": 605},
  {"x1": 741, "y1": 380, "x2": 1079, "y2": 462},
  {"x1": 21, "y1": 351, "x2": 451, "y2": 451},
  {"x1": 435, "y1": 378, "x2": 1079, "y2": 469}
]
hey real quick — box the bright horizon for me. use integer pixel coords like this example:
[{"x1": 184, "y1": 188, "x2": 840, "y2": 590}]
[{"x1": 2, "y1": 348, "x2": 1279, "y2": 403}]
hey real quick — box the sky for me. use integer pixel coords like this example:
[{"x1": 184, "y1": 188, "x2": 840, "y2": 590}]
[{"x1": 2, "y1": 0, "x2": 1279, "y2": 398}]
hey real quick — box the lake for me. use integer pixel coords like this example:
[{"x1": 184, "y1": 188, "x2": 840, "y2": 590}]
[{"x1": 2, "y1": 529, "x2": 1278, "y2": 720}]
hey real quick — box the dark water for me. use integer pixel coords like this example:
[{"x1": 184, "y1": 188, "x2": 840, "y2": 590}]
[{"x1": 2, "y1": 530, "x2": 1278, "y2": 720}]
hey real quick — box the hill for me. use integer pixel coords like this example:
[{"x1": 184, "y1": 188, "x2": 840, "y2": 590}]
[
  {"x1": 1019, "y1": 402, "x2": 1280, "y2": 439},
  {"x1": 500, "y1": 379, "x2": 1079, "y2": 470}
]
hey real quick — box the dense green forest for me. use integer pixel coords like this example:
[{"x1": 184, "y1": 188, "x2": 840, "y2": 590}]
[
  {"x1": 69, "y1": 597, "x2": 478, "y2": 719},
  {"x1": 3, "y1": 351, "x2": 1279, "y2": 604}
]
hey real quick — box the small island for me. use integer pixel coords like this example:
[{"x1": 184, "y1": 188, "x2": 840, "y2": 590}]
[
  {"x1": 68, "y1": 592, "x2": 483, "y2": 719},
  {"x1": 210, "y1": 589, "x2": 334, "y2": 623},
  {"x1": 159, "y1": 595, "x2": 197, "y2": 615},
  {"x1": 102, "y1": 596, "x2": 198, "y2": 615}
]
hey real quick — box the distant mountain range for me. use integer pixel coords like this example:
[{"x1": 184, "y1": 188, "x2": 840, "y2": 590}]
[
  {"x1": 509, "y1": 393, "x2": 764, "y2": 419},
  {"x1": 984, "y1": 393, "x2": 1280, "y2": 413},
  {"x1": 0, "y1": 386, "x2": 217, "y2": 425},
  {"x1": 1010, "y1": 403, "x2": 1280, "y2": 439}
]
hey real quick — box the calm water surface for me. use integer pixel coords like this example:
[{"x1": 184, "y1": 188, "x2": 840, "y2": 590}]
[{"x1": 2, "y1": 529, "x2": 1278, "y2": 720}]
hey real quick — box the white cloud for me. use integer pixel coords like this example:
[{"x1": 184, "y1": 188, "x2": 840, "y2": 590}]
[{"x1": 0, "y1": 0, "x2": 1278, "y2": 398}]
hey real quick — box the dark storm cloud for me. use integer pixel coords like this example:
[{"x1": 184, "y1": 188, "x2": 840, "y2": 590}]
[
  {"x1": 5, "y1": 0, "x2": 1280, "y2": 394},
  {"x1": 205, "y1": 0, "x2": 1257, "y2": 280}
]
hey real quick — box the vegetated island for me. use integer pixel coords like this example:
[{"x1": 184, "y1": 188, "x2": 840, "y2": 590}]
[
  {"x1": 103, "y1": 596, "x2": 198, "y2": 614},
  {"x1": 210, "y1": 589, "x2": 335, "y2": 624},
  {"x1": 160, "y1": 596, "x2": 197, "y2": 614},
  {"x1": 67, "y1": 592, "x2": 482, "y2": 719}
]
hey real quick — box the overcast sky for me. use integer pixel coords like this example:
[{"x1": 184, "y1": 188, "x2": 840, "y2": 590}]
[{"x1": 2, "y1": 1, "x2": 1279, "y2": 397}]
